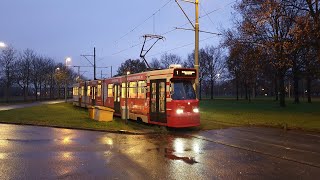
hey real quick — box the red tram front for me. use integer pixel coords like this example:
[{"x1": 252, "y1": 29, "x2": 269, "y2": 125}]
[{"x1": 165, "y1": 68, "x2": 200, "y2": 127}]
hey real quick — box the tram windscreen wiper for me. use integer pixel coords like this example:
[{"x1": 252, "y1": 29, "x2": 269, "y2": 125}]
[{"x1": 171, "y1": 81, "x2": 196, "y2": 100}]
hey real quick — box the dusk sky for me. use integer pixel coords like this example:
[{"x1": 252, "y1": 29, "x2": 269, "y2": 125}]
[{"x1": 0, "y1": 0, "x2": 235, "y2": 79}]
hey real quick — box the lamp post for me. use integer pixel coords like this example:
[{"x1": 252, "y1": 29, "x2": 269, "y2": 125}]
[
  {"x1": 125, "y1": 71, "x2": 130, "y2": 124},
  {"x1": 0, "y1": 41, "x2": 7, "y2": 48},
  {"x1": 216, "y1": 73, "x2": 220, "y2": 97},
  {"x1": 55, "y1": 67, "x2": 61, "y2": 98},
  {"x1": 65, "y1": 57, "x2": 71, "y2": 102}
]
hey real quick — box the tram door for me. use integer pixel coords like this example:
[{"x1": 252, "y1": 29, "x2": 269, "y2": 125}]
[
  {"x1": 91, "y1": 86, "x2": 96, "y2": 106},
  {"x1": 150, "y1": 79, "x2": 167, "y2": 123},
  {"x1": 114, "y1": 84, "x2": 121, "y2": 114}
]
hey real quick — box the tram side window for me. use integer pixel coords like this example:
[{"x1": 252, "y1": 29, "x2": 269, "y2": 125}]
[
  {"x1": 81, "y1": 87, "x2": 84, "y2": 96},
  {"x1": 87, "y1": 86, "x2": 91, "y2": 96},
  {"x1": 73, "y1": 87, "x2": 78, "y2": 96},
  {"x1": 97, "y1": 85, "x2": 102, "y2": 97},
  {"x1": 159, "y1": 82, "x2": 166, "y2": 113},
  {"x1": 121, "y1": 83, "x2": 126, "y2": 98},
  {"x1": 121, "y1": 82, "x2": 130, "y2": 98},
  {"x1": 107, "y1": 84, "x2": 113, "y2": 97},
  {"x1": 129, "y1": 82, "x2": 137, "y2": 98},
  {"x1": 138, "y1": 81, "x2": 146, "y2": 98}
]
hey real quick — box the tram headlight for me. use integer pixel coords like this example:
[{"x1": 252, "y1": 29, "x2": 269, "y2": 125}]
[
  {"x1": 176, "y1": 109, "x2": 184, "y2": 114},
  {"x1": 193, "y1": 108, "x2": 199, "y2": 113}
]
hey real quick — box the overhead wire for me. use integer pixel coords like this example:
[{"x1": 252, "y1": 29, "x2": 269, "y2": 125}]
[
  {"x1": 199, "y1": 3, "x2": 215, "y2": 28},
  {"x1": 111, "y1": 1, "x2": 236, "y2": 57},
  {"x1": 114, "y1": 0, "x2": 173, "y2": 44},
  {"x1": 84, "y1": 1, "x2": 236, "y2": 78},
  {"x1": 147, "y1": 36, "x2": 216, "y2": 58},
  {"x1": 111, "y1": 8, "x2": 220, "y2": 56}
]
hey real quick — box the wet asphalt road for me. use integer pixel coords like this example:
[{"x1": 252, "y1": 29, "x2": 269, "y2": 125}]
[{"x1": 0, "y1": 124, "x2": 320, "y2": 179}]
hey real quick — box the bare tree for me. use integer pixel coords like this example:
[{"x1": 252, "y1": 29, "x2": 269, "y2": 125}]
[
  {"x1": 160, "y1": 53, "x2": 182, "y2": 68},
  {"x1": 30, "y1": 55, "x2": 45, "y2": 100},
  {"x1": 0, "y1": 46, "x2": 17, "y2": 103},
  {"x1": 116, "y1": 59, "x2": 147, "y2": 76},
  {"x1": 16, "y1": 49, "x2": 36, "y2": 101},
  {"x1": 149, "y1": 58, "x2": 161, "y2": 69},
  {"x1": 207, "y1": 46, "x2": 225, "y2": 99}
]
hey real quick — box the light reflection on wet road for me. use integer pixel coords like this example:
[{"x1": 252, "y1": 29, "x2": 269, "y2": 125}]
[{"x1": 0, "y1": 124, "x2": 320, "y2": 179}]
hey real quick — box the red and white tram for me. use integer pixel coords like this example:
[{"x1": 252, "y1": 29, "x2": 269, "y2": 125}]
[{"x1": 73, "y1": 66, "x2": 200, "y2": 127}]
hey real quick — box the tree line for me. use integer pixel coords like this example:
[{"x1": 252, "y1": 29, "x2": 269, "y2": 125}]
[
  {"x1": 223, "y1": 0, "x2": 320, "y2": 107},
  {"x1": 0, "y1": 46, "x2": 79, "y2": 103}
]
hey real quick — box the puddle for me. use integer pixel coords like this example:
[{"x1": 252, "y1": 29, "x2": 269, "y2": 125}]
[{"x1": 164, "y1": 148, "x2": 198, "y2": 165}]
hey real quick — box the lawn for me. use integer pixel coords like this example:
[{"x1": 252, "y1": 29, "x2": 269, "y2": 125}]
[
  {"x1": 200, "y1": 99, "x2": 320, "y2": 132},
  {"x1": 0, "y1": 103, "x2": 158, "y2": 133},
  {"x1": 0, "y1": 99, "x2": 319, "y2": 132}
]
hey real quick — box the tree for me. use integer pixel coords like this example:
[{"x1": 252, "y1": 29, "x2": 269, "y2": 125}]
[
  {"x1": 149, "y1": 58, "x2": 161, "y2": 69},
  {"x1": 0, "y1": 46, "x2": 17, "y2": 102},
  {"x1": 289, "y1": 0, "x2": 320, "y2": 103},
  {"x1": 16, "y1": 49, "x2": 36, "y2": 101},
  {"x1": 160, "y1": 53, "x2": 182, "y2": 69},
  {"x1": 41, "y1": 57, "x2": 56, "y2": 99},
  {"x1": 226, "y1": 40, "x2": 243, "y2": 101},
  {"x1": 116, "y1": 59, "x2": 147, "y2": 76},
  {"x1": 235, "y1": 0, "x2": 300, "y2": 106},
  {"x1": 206, "y1": 46, "x2": 225, "y2": 99}
]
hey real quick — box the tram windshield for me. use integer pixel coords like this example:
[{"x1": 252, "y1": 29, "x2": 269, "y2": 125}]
[{"x1": 171, "y1": 80, "x2": 196, "y2": 100}]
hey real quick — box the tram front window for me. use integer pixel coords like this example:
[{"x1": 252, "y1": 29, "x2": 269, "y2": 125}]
[{"x1": 171, "y1": 80, "x2": 196, "y2": 100}]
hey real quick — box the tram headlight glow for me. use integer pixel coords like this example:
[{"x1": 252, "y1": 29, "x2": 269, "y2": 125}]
[
  {"x1": 176, "y1": 109, "x2": 184, "y2": 114},
  {"x1": 193, "y1": 108, "x2": 199, "y2": 113}
]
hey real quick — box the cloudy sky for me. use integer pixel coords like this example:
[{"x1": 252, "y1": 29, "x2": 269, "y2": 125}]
[{"x1": 0, "y1": 0, "x2": 235, "y2": 79}]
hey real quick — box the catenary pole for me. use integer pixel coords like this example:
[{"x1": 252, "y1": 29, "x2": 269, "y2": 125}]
[
  {"x1": 195, "y1": 0, "x2": 199, "y2": 99},
  {"x1": 94, "y1": 47, "x2": 96, "y2": 80}
]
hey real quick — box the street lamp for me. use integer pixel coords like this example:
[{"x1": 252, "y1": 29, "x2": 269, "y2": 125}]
[
  {"x1": 65, "y1": 57, "x2": 71, "y2": 102},
  {"x1": 0, "y1": 41, "x2": 7, "y2": 48},
  {"x1": 65, "y1": 57, "x2": 71, "y2": 66}
]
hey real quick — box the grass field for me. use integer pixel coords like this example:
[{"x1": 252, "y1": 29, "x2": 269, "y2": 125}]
[
  {"x1": 200, "y1": 99, "x2": 320, "y2": 132},
  {"x1": 0, "y1": 99, "x2": 319, "y2": 132},
  {"x1": 0, "y1": 103, "x2": 159, "y2": 132}
]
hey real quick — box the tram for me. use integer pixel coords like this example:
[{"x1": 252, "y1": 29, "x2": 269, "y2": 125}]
[{"x1": 73, "y1": 65, "x2": 200, "y2": 127}]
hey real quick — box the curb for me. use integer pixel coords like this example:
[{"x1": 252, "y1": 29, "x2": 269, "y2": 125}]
[{"x1": 0, "y1": 122, "x2": 162, "y2": 135}]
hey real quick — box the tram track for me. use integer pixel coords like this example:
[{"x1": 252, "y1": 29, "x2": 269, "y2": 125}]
[{"x1": 186, "y1": 133, "x2": 320, "y2": 169}]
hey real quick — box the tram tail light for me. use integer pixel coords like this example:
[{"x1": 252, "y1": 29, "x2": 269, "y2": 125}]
[
  {"x1": 193, "y1": 108, "x2": 199, "y2": 113},
  {"x1": 176, "y1": 108, "x2": 184, "y2": 114}
]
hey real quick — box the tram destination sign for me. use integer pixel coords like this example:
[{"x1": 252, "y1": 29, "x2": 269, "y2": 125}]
[{"x1": 173, "y1": 69, "x2": 196, "y2": 78}]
